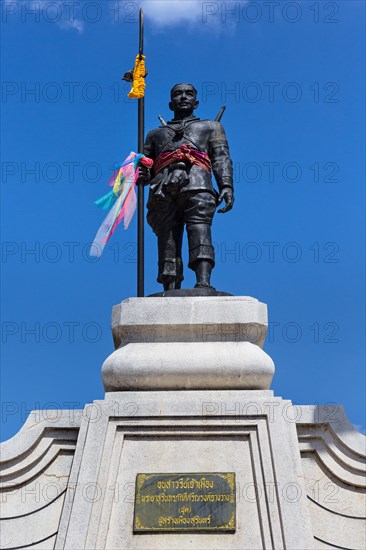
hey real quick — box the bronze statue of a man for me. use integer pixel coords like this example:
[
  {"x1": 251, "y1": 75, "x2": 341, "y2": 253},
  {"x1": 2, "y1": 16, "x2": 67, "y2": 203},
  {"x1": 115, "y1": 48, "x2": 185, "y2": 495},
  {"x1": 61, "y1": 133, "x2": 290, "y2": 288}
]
[{"x1": 141, "y1": 83, "x2": 234, "y2": 290}]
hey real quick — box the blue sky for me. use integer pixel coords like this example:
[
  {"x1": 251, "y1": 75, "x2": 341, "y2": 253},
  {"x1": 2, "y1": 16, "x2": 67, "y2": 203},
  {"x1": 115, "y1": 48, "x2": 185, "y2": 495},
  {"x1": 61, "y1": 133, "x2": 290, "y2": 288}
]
[{"x1": 1, "y1": 0, "x2": 365, "y2": 441}]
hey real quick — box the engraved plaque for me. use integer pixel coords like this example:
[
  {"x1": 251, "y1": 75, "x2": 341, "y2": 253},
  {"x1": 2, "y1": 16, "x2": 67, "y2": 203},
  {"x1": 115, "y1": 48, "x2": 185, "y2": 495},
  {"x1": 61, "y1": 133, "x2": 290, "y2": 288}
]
[{"x1": 133, "y1": 472, "x2": 236, "y2": 533}]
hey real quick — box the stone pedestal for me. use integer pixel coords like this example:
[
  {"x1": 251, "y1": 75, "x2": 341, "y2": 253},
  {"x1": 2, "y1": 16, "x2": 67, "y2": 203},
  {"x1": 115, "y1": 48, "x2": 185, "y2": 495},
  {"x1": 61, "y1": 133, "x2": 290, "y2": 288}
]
[
  {"x1": 60, "y1": 390, "x2": 315, "y2": 550},
  {"x1": 102, "y1": 296, "x2": 275, "y2": 391},
  {"x1": 1, "y1": 295, "x2": 365, "y2": 549},
  {"x1": 1, "y1": 393, "x2": 365, "y2": 550}
]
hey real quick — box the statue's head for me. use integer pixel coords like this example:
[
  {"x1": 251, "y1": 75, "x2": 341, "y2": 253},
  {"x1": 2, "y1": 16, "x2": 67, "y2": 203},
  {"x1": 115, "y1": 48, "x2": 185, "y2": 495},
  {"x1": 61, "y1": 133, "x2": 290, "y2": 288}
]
[{"x1": 169, "y1": 83, "x2": 199, "y2": 115}]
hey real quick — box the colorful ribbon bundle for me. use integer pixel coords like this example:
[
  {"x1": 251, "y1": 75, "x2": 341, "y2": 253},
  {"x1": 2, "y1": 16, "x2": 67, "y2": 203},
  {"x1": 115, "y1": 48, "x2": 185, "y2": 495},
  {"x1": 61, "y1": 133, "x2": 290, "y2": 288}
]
[{"x1": 90, "y1": 152, "x2": 153, "y2": 257}]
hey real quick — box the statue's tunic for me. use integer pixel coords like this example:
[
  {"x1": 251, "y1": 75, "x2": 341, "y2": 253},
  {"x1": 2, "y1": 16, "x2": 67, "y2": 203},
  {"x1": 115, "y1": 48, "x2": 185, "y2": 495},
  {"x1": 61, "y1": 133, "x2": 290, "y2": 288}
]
[{"x1": 143, "y1": 116, "x2": 233, "y2": 285}]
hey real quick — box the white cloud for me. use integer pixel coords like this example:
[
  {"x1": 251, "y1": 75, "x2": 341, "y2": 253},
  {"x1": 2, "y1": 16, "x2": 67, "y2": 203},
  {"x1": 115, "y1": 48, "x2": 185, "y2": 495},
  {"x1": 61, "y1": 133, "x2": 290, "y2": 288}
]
[
  {"x1": 138, "y1": 0, "x2": 248, "y2": 30},
  {"x1": 58, "y1": 17, "x2": 85, "y2": 33},
  {"x1": 30, "y1": 0, "x2": 84, "y2": 32},
  {"x1": 5, "y1": 1, "x2": 84, "y2": 33},
  {"x1": 140, "y1": 0, "x2": 204, "y2": 27}
]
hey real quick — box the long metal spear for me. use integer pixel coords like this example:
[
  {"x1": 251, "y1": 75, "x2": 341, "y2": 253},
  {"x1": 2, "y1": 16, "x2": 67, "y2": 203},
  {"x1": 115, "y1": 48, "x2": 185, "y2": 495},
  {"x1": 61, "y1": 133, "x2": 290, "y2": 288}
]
[{"x1": 137, "y1": 8, "x2": 145, "y2": 297}]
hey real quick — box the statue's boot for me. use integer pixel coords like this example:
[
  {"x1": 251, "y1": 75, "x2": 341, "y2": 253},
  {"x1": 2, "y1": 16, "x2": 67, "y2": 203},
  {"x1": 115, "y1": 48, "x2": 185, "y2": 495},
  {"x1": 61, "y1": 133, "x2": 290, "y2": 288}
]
[
  {"x1": 187, "y1": 223, "x2": 215, "y2": 288},
  {"x1": 163, "y1": 278, "x2": 182, "y2": 291},
  {"x1": 157, "y1": 225, "x2": 184, "y2": 290},
  {"x1": 194, "y1": 260, "x2": 214, "y2": 289}
]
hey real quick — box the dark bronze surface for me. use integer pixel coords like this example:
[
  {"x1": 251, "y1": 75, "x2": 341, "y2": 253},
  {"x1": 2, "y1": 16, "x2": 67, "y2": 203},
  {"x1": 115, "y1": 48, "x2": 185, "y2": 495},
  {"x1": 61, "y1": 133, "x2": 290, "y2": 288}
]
[
  {"x1": 141, "y1": 84, "x2": 234, "y2": 291},
  {"x1": 133, "y1": 472, "x2": 236, "y2": 533},
  {"x1": 148, "y1": 288, "x2": 233, "y2": 297}
]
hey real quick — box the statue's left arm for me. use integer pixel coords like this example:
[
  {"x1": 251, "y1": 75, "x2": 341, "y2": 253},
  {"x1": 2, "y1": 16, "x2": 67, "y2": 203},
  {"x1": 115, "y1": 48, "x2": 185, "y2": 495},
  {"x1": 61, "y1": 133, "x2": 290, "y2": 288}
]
[{"x1": 208, "y1": 122, "x2": 234, "y2": 213}]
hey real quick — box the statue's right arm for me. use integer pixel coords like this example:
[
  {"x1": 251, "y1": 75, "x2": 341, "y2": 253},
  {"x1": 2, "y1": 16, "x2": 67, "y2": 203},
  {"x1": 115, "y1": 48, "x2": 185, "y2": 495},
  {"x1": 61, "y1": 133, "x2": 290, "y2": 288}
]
[
  {"x1": 143, "y1": 130, "x2": 156, "y2": 160},
  {"x1": 140, "y1": 131, "x2": 156, "y2": 183}
]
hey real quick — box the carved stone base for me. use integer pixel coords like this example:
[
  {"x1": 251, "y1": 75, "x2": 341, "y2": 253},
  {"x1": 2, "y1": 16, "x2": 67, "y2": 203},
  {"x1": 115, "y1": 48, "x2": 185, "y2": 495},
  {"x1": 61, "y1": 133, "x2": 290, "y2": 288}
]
[
  {"x1": 3, "y1": 393, "x2": 364, "y2": 549},
  {"x1": 102, "y1": 296, "x2": 275, "y2": 392}
]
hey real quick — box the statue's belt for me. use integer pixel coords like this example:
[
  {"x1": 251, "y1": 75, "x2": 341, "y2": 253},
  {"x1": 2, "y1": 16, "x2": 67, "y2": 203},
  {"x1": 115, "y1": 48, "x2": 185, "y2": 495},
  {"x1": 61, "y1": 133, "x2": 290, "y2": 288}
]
[{"x1": 154, "y1": 145, "x2": 211, "y2": 174}]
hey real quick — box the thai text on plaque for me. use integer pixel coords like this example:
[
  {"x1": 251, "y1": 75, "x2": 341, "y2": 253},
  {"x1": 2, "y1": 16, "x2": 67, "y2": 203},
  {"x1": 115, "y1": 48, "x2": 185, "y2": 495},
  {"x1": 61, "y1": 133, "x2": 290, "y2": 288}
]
[{"x1": 133, "y1": 472, "x2": 236, "y2": 533}]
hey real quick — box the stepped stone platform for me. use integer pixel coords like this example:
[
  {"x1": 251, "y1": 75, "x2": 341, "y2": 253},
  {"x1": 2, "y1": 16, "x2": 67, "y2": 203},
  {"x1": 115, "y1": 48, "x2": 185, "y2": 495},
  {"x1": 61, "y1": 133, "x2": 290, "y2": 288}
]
[
  {"x1": 1, "y1": 295, "x2": 365, "y2": 549},
  {"x1": 103, "y1": 296, "x2": 274, "y2": 392}
]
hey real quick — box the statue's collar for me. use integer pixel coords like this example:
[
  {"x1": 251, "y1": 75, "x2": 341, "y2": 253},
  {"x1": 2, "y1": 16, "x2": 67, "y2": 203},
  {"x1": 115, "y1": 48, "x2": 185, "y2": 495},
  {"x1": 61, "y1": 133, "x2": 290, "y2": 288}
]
[{"x1": 168, "y1": 115, "x2": 200, "y2": 125}]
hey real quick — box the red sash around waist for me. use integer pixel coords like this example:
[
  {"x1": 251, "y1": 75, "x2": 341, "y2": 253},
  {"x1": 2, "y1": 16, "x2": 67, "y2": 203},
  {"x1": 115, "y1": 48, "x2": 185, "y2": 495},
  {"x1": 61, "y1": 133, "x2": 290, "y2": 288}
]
[{"x1": 154, "y1": 144, "x2": 211, "y2": 174}]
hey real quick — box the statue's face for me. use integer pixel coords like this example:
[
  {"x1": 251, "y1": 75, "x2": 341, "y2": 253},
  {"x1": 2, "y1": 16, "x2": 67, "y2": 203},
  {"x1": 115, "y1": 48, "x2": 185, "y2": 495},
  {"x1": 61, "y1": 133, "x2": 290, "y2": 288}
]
[{"x1": 169, "y1": 84, "x2": 199, "y2": 114}]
